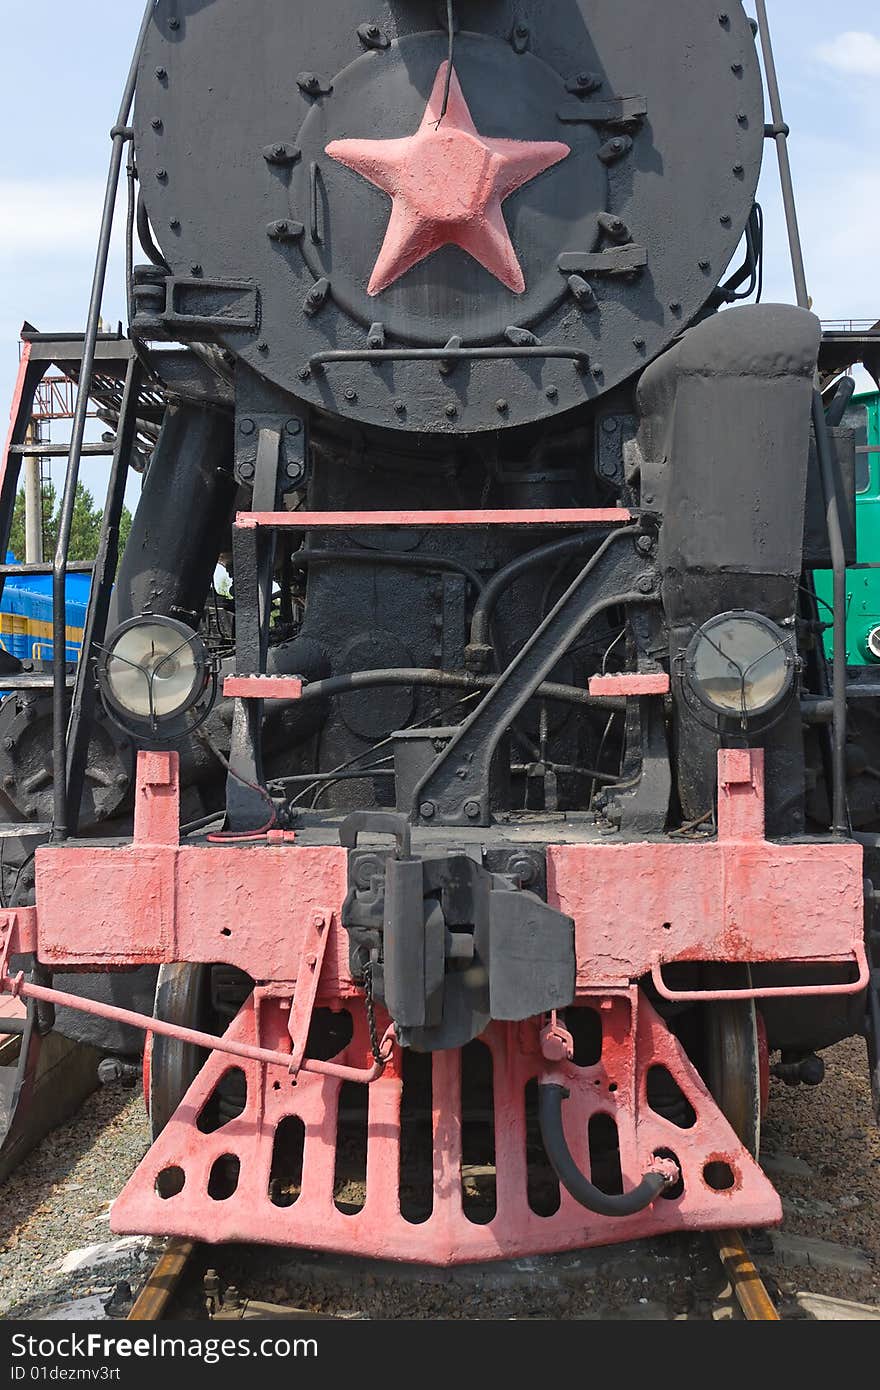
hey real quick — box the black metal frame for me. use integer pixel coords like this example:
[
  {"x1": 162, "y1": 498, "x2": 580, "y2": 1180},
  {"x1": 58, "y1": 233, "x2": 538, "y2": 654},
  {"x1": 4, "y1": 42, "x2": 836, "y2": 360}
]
[{"x1": 411, "y1": 527, "x2": 657, "y2": 826}]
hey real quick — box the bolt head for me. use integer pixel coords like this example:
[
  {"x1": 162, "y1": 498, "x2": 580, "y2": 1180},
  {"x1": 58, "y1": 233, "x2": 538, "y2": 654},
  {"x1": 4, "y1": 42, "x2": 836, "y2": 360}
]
[
  {"x1": 239, "y1": 418, "x2": 256, "y2": 436},
  {"x1": 637, "y1": 575, "x2": 656, "y2": 594},
  {"x1": 496, "y1": 399, "x2": 508, "y2": 413},
  {"x1": 257, "y1": 341, "x2": 269, "y2": 354},
  {"x1": 394, "y1": 400, "x2": 406, "y2": 414},
  {"x1": 298, "y1": 367, "x2": 311, "y2": 382},
  {"x1": 545, "y1": 385, "x2": 558, "y2": 401},
  {"x1": 508, "y1": 856, "x2": 537, "y2": 887},
  {"x1": 344, "y1": 387, "x2": 358, "y2": 402},
  {"x1": 464, "y1": 801, "x2": 481, "y2": 821},
  {"x1": 419, "y1": 802, "x2": 436, "y2": 820},
  {"x1": 445, "y1": 404, "x2": 458, "y2": 420}
]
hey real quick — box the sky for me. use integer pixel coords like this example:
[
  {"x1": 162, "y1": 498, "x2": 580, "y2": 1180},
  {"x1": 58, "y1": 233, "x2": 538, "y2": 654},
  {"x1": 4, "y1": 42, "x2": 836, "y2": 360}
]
[{"x1": 1, "y1": 0, "x2": 879, "y2": 506}]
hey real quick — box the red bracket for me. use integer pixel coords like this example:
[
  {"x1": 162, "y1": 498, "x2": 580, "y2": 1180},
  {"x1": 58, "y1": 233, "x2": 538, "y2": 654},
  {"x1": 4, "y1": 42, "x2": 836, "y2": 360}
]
[
  {"x1": 223, "y1": 676, "x2": 303, "y2": 700},
  {"x1": 589, "y1": 673, "x2": 670, "y2": 697},
  {"x1": 286, "y1": 909, "x2": 332, "y2": 1075}
]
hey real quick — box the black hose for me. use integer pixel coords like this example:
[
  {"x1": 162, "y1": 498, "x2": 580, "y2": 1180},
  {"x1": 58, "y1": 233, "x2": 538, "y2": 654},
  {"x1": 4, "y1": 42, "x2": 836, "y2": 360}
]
[
  {"x1": 826, "y1": 375, "x2": 856, "y2": 428},
  {"x1": 538, "y1": 1084, "x2": 672, "y2": 1217},
  {"x1": 469, "y1": 532, "x2": 606, "y2": 649},
  {"x1": 294, "y1": 667, "x2": 624, "y2": 710},
  {"x1": 136, "y1": 188, "x2": 171, "y2": 271},
  {"x1": 292, "y1": 548, "x2": 485, "y2": 596}
]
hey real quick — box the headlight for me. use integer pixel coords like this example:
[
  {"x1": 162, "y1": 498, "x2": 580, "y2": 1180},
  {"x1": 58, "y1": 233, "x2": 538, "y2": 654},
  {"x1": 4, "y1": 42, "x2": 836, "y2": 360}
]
[
  {"x1": 683, "y1": 611, "x2": 795, "y2": 724},
  {"x1": 98, "y1": 616, "x2": 209, "y2": 736}
]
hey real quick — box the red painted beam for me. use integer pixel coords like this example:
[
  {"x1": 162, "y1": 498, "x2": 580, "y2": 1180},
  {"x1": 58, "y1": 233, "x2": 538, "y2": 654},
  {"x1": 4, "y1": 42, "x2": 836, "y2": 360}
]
[
  {"x1": 223, "y1": 676, "x2": 304, "y2": 700},
  {"x1": 236, "y1": 508, "x2": 631, "y2": 530},
  {"x1": 589, "y1": 673, "x2": 671, "y2": 697}
]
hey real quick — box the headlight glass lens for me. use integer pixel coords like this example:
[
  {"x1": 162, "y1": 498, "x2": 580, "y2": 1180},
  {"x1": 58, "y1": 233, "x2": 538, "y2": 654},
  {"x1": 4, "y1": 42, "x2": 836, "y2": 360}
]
[
  {"x1": 102, "y1": 619, "x2": 206, "y2": 722},
  {"x1": 686, "y1": 613, "x2": 793, "y2": 718}
]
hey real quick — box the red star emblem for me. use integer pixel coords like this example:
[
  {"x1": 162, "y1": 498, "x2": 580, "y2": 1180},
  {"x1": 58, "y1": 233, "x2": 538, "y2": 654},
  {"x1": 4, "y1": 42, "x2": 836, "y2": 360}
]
[{"x1": 325, "y1": 63, "x2": 570, "y2": 295}]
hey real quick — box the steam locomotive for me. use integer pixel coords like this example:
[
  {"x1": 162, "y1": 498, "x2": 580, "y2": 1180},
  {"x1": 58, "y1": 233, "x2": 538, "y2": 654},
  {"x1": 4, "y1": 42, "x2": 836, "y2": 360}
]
[{"x1": 1, "y1": 0, "x2": 878, "y2": 1262}]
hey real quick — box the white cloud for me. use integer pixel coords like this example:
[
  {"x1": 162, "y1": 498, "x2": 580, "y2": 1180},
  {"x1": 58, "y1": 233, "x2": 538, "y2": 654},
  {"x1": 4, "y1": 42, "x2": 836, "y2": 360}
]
[{"x1": 815, "y1": 30, "x2": 880, "y2": 78}]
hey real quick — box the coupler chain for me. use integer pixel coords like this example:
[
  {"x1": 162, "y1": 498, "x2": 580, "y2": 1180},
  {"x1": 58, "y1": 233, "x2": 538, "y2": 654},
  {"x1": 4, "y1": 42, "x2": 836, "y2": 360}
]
[{"x1": 362, "y1": 959, "x2": 384, "y2": 1064}]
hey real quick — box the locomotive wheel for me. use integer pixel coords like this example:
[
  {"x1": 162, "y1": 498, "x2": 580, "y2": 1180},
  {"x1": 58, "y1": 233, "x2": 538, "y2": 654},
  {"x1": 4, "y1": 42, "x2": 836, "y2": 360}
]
[
  {"x1": 704, "y1": 968, "x2": 762, "y2": 1158},
  {"x1": 149, "y1": 963, "x2": 213, "y2": 1140}
]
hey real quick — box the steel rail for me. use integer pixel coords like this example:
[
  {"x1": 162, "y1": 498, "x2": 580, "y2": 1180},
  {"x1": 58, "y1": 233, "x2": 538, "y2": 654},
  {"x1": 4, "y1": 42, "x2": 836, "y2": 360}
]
[
  {"x1": 714, "y1": 1230, "x2": 780, "y2": 1321},
  {"x1": 128, "y1": 1240, "x2": 195, "y2": 1322}
]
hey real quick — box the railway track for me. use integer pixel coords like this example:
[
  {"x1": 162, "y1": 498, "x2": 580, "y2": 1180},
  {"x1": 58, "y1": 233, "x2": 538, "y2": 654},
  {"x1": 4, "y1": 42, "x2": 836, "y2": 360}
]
[{"x1": 127, "y1": 1229, "x2": 781, "y2": 1322}]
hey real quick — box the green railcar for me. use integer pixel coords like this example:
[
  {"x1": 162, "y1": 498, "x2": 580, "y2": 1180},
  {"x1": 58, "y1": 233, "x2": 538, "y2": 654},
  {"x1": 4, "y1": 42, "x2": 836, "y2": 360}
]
[{"x1": 815, "y1": 390, "x2": 880, "y2": 665}]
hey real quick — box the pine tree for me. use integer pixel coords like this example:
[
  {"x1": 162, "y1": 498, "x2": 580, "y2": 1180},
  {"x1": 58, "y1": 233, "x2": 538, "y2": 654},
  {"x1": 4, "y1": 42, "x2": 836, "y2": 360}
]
[{"x1": 7, "y1": 483, "x2": 133, "y2": 567}]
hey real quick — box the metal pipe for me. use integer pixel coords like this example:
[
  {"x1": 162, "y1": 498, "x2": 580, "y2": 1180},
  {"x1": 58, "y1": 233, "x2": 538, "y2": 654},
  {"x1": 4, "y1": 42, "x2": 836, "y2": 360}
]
[
  {"x1": 470, "y1": 532, "x2": 607, "y2": 649},
  {"x1": 812, "y1": 389, "x2": 849, "y2": 834},
  {"x1": 753, "y1": 0, "x2": 809, "y2": 310},
  {"x1": 538, "y1": 1083, "x2": 676, "y2": 1216},
  {"x1": 51, "y1": 0, "x2": 156, "y2": 842},
  {"x1": 292, "y1": 548, "x2": 486, "y2": 596},
  {"x1": 755, "y1": 2, "x2": 848, "y2": 834},
  {"x1": 9, "y1": 976, "x2": 394, "y2": 1085},
  {"x1": 310, "y1": 346, "x2": 591, "y2": 371}
]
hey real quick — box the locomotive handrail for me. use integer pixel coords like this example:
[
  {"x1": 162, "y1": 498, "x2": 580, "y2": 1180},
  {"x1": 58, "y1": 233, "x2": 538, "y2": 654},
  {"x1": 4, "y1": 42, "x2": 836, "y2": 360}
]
[
  {"x1": 650, "y1": 949, "x2": 870, "y2": 1003},
  {"x1": 308, "y1": 345, "x2": 592, "y2": 371}
]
